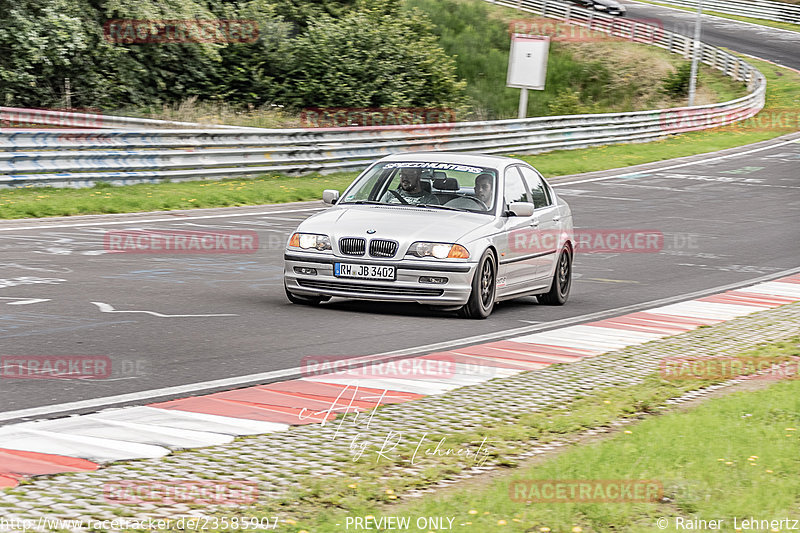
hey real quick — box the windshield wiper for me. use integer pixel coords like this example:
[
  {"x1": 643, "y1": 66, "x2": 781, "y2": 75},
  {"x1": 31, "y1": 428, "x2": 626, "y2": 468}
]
[
  {"x1": 415, "y1": 204, "x2": 471, "y2": 212},
  {"x1": 341, "y1": 200, "x2": 386, "y2": 205}
]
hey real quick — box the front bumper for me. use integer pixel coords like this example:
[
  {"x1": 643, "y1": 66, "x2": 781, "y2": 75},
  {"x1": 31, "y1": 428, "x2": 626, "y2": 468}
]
[{"x1": 284, "y1": 251, "x2": 477, "y2": 305}]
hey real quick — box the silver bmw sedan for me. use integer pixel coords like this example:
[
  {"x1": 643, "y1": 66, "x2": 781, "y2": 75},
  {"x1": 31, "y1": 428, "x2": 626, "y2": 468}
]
[{"x1": 284, "y1": 152, "x2": 574, "y2": 318}]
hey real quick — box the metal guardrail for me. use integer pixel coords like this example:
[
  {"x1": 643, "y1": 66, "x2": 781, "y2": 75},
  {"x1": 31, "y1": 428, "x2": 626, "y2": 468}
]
[
  {"x1": 641, "y1": 0, "x2": 800, "y2": 25},
  {"x1": 0, "y1": 0, "x2": 766, "y2": 188},
  {"x1": 0, "y1": 107, "x2": 255, "y2": 130}
]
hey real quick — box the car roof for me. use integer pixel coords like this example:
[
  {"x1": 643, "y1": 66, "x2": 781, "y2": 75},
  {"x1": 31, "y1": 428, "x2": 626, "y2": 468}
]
[{"x1": 378, "y1": 151, "x2": 528, "y2": 169}]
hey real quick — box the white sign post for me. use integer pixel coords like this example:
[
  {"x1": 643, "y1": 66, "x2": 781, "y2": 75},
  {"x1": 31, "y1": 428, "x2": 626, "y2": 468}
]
[{"x1": 507, "y1": 34, "x2": 550, "y2": 119}]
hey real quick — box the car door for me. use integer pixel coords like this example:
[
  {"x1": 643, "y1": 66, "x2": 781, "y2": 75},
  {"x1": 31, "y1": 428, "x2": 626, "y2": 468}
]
[
  {"x1": 499, "y1": 165, "x2": 540, "y2": 293},
  {"x1": 519, "y1": 166, "x2": 560, "y2": 279}
]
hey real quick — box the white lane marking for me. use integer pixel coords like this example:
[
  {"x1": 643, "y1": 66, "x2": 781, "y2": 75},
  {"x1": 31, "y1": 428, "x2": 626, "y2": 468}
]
[
  {"x1": 0, "y1": 262, "x2": 73, "y2": 274},
  {"x1": 2, "y1": 266, "x2": 798, "y2": 424},
  {"x1": 649, "y1": 301, "x2": 767, "y2": 319},
  {"x1": 0, "y1": 276, "x2": 66, "y2": 288},
  {"x1": 0, "y1": 206, "x2": 326, "y2": 232},
  {"x1": 0, "y1": 428, "x2": 169, "y2": 462},
  {"x1": 91, "y1": 302, "x2": 238, "y2": 318},
  {"x1": 93, "y1": 406, "x2": 289, "y2": 436},
  {"x1": 739, "y1": 282, "x2": 800, "y2": 298},
  {"x1": 512, "y1": 332, "x2": 627, "y2": 351},
  {"x1": 11, "y1": 416, "x2": 233, "y2": 449},
  {"x1": 302, "y1": 377, "x2": 460, "y2": 395},
  {"x1": 555, "y1": 193, "x2": 641, "y2": 201},
  {"x1": 552, "y1": 137, "x2": 800, "y2": 187},
  {"x1": 0, "y1": 297, "x2": 51, "y2": 305}
]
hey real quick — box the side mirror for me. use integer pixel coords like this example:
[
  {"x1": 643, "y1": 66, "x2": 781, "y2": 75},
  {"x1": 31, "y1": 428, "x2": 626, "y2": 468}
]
[
  {"x1": 323, "y1": 189, "x2": 340, "y2": 205},
  {"x1": 508, "y1": 202, "x2": 535, "y2": 217}
]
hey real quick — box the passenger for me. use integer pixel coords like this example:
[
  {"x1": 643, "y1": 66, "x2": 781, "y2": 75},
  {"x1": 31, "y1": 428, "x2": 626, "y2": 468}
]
[
  {"x1": 474, "y1": 173, "x2": 494, "y2": 206},
  {"x1": 381, "y1": 167, "x2": 439, "y2": 205}
]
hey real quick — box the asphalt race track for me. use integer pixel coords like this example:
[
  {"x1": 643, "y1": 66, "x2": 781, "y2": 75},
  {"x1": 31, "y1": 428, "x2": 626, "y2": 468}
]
[
  {"x1": 1, "y1": 133, "x2": 798, "y2": 420},
  {"x1": 622, "y1": 0, "x2": 800, "y2": 70}
]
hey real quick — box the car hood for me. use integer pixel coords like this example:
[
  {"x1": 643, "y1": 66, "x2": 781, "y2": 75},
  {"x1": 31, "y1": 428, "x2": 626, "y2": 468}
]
[{"x1": 296, "y1": 205, "x2": 494, "y2": 253}]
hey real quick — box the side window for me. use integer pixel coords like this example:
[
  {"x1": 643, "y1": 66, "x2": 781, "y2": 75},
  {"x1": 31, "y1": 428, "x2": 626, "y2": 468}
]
[
  {"x1": 503, "y1": 167, "x2": 530, "y2": 207},
  {"x1": 519, "y1": 167, "x2": 552, "y2": 208}
]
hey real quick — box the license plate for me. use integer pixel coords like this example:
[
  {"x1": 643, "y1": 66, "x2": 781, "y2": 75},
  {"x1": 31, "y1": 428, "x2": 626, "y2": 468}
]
[{"x1": 334, "y1": 263, "x2": 396, "y2": 281}]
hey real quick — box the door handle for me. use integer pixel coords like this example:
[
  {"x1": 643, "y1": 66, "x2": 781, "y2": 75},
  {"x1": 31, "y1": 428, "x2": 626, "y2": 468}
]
[
  {"x1": 530, "y1": 218, "x2": 540, "y2": 227},
  {"x1": 552, "y1": 215, "x2": 561, "y2": 222}
]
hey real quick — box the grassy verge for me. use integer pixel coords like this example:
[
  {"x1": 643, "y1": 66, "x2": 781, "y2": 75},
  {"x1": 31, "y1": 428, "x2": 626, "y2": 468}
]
[
  {"x1": 0, "y1": 56, "x2": 796, "y2": 220},
  {"x1": 268, "y1": 339, "x2": 800, "y2": 532},
  {"x1": 634, "y1": 0, "x2": 800, "y2": 33},
  {"x1": 0, "y1": 174, "x2": 359, "y2": 219}
]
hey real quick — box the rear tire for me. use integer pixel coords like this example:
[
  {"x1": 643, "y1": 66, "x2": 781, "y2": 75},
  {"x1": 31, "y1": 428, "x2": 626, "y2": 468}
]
[
  {"x1": 458, "y1": 249, "x2": 496, "y2": 319},
  {"x1": 538, "y1": 246, "x2": 572, "y2": 306},
  {"x1": 285, "y1": 284, "x2": 330, "y2": 306}
]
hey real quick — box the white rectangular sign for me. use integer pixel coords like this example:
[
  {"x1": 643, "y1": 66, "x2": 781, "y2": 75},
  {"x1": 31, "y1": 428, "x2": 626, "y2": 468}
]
[{"x1": 507, "y1": 34, "x2": 550, "y2": 90}]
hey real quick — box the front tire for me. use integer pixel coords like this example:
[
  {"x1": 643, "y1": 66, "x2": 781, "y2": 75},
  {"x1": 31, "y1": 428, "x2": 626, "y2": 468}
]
[
  {"x1": 538, "y1": 246, "x2": 572, "y2": 305},
  {"x1": 458, "y1": 249, "x2": 496, "y2": 319},
  {"x1": 285, "y1": 284, "x2": 331, "y2": 306}
]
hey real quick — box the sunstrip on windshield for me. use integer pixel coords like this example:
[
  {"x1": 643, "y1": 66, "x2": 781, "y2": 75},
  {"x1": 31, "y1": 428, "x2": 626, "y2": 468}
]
[{"x1": 383, "y1": 162, "x2": 484, "y2": 173}]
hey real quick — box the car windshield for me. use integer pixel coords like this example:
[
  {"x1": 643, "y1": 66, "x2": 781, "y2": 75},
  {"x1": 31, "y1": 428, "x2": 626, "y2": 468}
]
[{"x1": 339, "y1": 161, "x2": 498, "y2": 213}]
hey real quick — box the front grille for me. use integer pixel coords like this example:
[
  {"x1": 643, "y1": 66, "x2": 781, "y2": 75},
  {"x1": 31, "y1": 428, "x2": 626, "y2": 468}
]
[
  {"x1": 369, "y1": 239, "x2": 398, "y2": 258},
  {"x1": 339, "y1": 237, "x2": 366, "y2": 256},
  {"x1": 298, "y1": 279, "x2": 444, "y2": 297}
]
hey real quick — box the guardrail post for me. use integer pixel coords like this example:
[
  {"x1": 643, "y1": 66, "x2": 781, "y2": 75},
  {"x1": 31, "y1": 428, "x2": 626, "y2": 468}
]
[
  {"x1": 666, "y1": 32, "x2": 674, "y2": 52},
  {"x1": 542, "y1": 0, "x2": 547, "y2": 16},
  {"x1": 565, "y1": 5, "x2": 571, "y2": 23}
]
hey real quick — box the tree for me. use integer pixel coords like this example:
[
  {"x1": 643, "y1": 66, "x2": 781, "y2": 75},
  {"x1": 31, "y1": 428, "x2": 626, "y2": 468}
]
[{"x1": 283, "y1": 9, "x2": 466, "y2": 108}]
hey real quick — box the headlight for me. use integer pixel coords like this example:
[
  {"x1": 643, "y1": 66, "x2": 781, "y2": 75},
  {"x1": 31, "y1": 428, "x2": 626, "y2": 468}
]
[
  {"x1": 288, "y1": 233, "x2": 331, "y2": 251},
  {"x1": 407, "y1": 242, "x2": 470, "y2": 259}
]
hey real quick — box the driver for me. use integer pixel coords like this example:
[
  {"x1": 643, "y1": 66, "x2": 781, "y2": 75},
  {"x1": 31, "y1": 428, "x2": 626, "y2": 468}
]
[
  {"x1": 381, "y1": 167, "x2": 439, "y2": 205},
  {"x1": 442, "y1": 172, "x2": 495, "y2": 210}
]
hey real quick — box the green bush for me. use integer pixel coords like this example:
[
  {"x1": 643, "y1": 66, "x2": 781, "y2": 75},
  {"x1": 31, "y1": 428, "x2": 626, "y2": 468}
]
[
  {"x1": 281, "y1": 9, "x2": 467, "y2": 108},
  {"x1": 662, "y1": 62, "x2": 693, "y2": 97}
]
